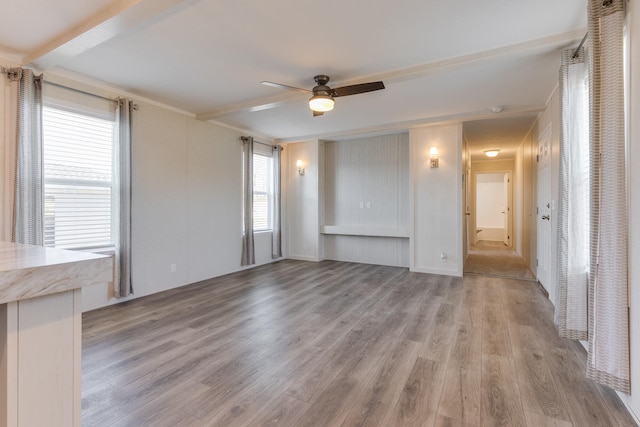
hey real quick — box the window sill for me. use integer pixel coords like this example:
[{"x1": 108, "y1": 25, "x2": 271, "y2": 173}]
[
  {"x1": 254, "y1": 230, "x2": 273, "y2": 235},
  {"x1": 70, "y1": 246, "x2": 116, "y2": 256}
]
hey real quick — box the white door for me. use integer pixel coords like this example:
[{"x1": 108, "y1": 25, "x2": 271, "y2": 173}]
[
  {"x1": 503, "y1": 172, "x2": 511, "y2": 246},
  {"x1": 537, "y1": 126, "x2": 552, "y2": 287}
]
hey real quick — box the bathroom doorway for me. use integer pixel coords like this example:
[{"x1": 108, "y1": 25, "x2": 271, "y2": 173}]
[{"x1": 474, "y1": 171, "x2": 511, "y2": 246}]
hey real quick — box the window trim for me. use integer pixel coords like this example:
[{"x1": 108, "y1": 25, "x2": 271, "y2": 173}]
[
  {"x1": 252, "y1": 151, "x2": 274, "y2": 233},
  {"x1": 42, "y1": 103, "x2": 118, "y2": 251}
]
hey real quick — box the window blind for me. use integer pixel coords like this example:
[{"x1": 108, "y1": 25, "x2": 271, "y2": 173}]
[
  {"x1": 253, "y1": 152, "x2": 273, "y2": 231},
  {"x1": 43, "y1": 106, "x2": 116, "y2": 250}
]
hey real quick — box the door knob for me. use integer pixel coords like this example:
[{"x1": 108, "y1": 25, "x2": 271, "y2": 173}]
[{"x1": 542, "y1": 215, "x2": 550, "y2": 220}]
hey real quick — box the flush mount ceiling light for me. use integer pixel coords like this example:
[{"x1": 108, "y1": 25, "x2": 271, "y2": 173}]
[
  {"x1": 308, "y1": 94, "x2": 335, "y2": 112},
  {"x1": 484, "y1": 149, "x2": 500, "y2": 158}
]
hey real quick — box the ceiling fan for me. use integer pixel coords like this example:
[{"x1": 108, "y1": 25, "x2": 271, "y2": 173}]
[{"x1": 261, "y1": 75, "x2": 385, "y2": 116}]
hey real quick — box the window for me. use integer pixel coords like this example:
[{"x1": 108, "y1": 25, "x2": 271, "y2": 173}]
[
  {"x1": 42, "y1": 105, "x2": 116, "y2": 250},
  {"x1": 252, "y1": 152, "x2": 273, "y2": 232}
]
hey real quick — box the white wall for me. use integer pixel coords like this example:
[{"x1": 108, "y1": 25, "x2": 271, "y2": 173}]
[
  {"x1": 286, "y1": 125, "x2": 464, "y2": 275},
  {"x1": 522, "y1": 129, "x2": 537, "y2": 271},
  {"x1": 324, "y1": 235, "x2": 409, "y2": 267},
  {"x1": 410, "y1": 124, "x2": 463, "y2": 276},
  {"x1": 514, "y1": 142, "x2": 525, "y2": 256},
  {"x1": 286, "y1": 139, "x2": 323, "y2": 261},
  {"x1": 186, "y1": 117, "x2": 240, "y2": 283},
  {"x1": 130, "y1": 102, "x2": 189, "y2": 297},
  {"x1": 324, "y1": 134, "x2": 409, "y2": 228},
  {"x1": 82, "y1": 101, "x2": 280, "y2": 311},
  {"x1": 323, "y1": 133, "x2": 410, "y2": 267}
]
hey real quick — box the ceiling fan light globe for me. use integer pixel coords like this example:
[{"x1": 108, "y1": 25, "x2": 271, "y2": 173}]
[{"x1": 309, "y1": 95, "x2": 335, "y2": 112}]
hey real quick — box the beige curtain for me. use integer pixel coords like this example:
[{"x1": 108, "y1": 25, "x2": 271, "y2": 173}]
[
  {"x1": 7, "y1": 68, "x2": 44, "y2": 246},
  {"x1": 586, "y1": 0, "x2": 629, "y2": 393},
  {"x1": 241, "y1": 136, "x2": 255, "y2": 266},
  {"x1": 555, "y1": 46, "x2": 590, "y2": 341},
  {"x1": 115, "y1": 98, "x2": 133, "y2": 297}
]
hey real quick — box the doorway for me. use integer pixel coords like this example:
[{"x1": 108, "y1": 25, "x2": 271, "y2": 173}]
[
  {"x1": 461, "y1": 116, "x2": 541, "y2": 281},
  {"x1": 474, "y1": 171, "x2": 511, "y2": 246},
  {"x1": 465, "y1": 167, "x2": 535, "y2": 280}
]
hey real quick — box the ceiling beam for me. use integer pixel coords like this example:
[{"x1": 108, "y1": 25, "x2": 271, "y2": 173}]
[
  {"x1": 195, "y1": 91, "x2": 301, "y2": 121},
  {"x1": 355, "y1": 29, "x2": 586, "y2": 85},
  {"x1": 274, "y1": 104, "x2": 546, "y2": 144},
  {"x1": 195, "y1": 28, "x2": 585, "y2": 121},
  {"x1": 26, "y1": 0, "x2": 202, "y2": 69}
]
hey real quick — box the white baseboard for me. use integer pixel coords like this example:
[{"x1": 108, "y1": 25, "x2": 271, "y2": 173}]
[
  {"x1": 616, "y1": 390, "x2": 640, "y2": 425},
  {"x1": 287, "y1": 255, "x2": 320, "y2": 262},
  {"x1": 576, "y1": 341, "x2": 640, "y2": 424}
]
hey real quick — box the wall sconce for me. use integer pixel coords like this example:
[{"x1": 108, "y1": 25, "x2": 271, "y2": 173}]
[
  {"x1": 296, "y1": 159, "x2": 305, "y2": 176},
  {"x1": 430, "y1": 147, "x2": 439, "y2": 168}
]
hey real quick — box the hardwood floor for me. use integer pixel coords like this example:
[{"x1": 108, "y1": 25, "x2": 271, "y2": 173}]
[{"x1": 82, "y1": 260, "x2": 637, "y2": 426}]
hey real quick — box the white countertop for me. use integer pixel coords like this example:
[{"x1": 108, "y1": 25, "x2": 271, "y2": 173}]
[{"x1": 0, "y1": 241, "x2": 113, "y2": 304}]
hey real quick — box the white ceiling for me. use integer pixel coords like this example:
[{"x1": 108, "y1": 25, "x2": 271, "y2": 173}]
[{"x1": 1, "y1": 0, "x2": 587, "y2": 152}]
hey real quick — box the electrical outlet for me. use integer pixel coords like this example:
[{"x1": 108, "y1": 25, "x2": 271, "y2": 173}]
[
  {"x1": 170, "y1": 263, "x2": 177, "y2": 273},
  {"x1": 440, "y1": 252, "x2": 447, "y2": 261},
  {"x1": 359, "y1": 201, "x2": 364, "y2": 209},
  {"x1": 366, "y1": 202, "x2": 371, "y2": 209}
]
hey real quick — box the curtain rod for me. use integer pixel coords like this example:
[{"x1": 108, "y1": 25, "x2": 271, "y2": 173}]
[
  {"x1": 242, "y1": 136, "x2": 275, "y2": 148},
  {"x1": 255, "y1": 140, "x2": 276, "y2": 148},
  {"x1": 572, "y1": 32, "x2": 588, "y2": 59},
  {"x1": 43, "y1": 80, "x2": 117, "y2": 103},
  {"x1": 1, "y1": 66, "x2": 121, "y2": 103}
]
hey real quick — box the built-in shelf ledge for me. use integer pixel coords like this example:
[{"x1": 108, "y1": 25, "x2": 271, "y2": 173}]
[{"x1": 320, "y1": 225, "x2": 409, "y2": 238}]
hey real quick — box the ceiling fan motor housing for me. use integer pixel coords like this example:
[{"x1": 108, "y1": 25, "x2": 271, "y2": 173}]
[
  {"x1": 312, "y1": 75, "x2": 333, "y2": 97},
  {"x1": 314, "y1": 75, "x2": 331, "y2": 86}
]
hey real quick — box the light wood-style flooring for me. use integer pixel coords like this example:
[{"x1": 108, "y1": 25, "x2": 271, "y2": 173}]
[{"x1": 82, "y1": 260, "x2": 637, "y2": 426}]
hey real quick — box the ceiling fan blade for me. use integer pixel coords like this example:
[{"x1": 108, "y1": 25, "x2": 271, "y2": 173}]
[
  {"x1": 247, "y1": 101, "x2": 282, "y2": 113},
  {"x1": 261, "y1": 81, "x2": 310, "y2": 94},
  {"x1": 313, "y1": 110, "x2": 324, "y2": 117},
  {"x1": 332, "y1": 81, "x2": 385, "y2": 97}
]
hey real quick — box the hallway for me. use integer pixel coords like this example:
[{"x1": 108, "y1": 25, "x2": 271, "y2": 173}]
[{"x1": 464, "y1": 240, "x2": 536, "y2": 281}]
